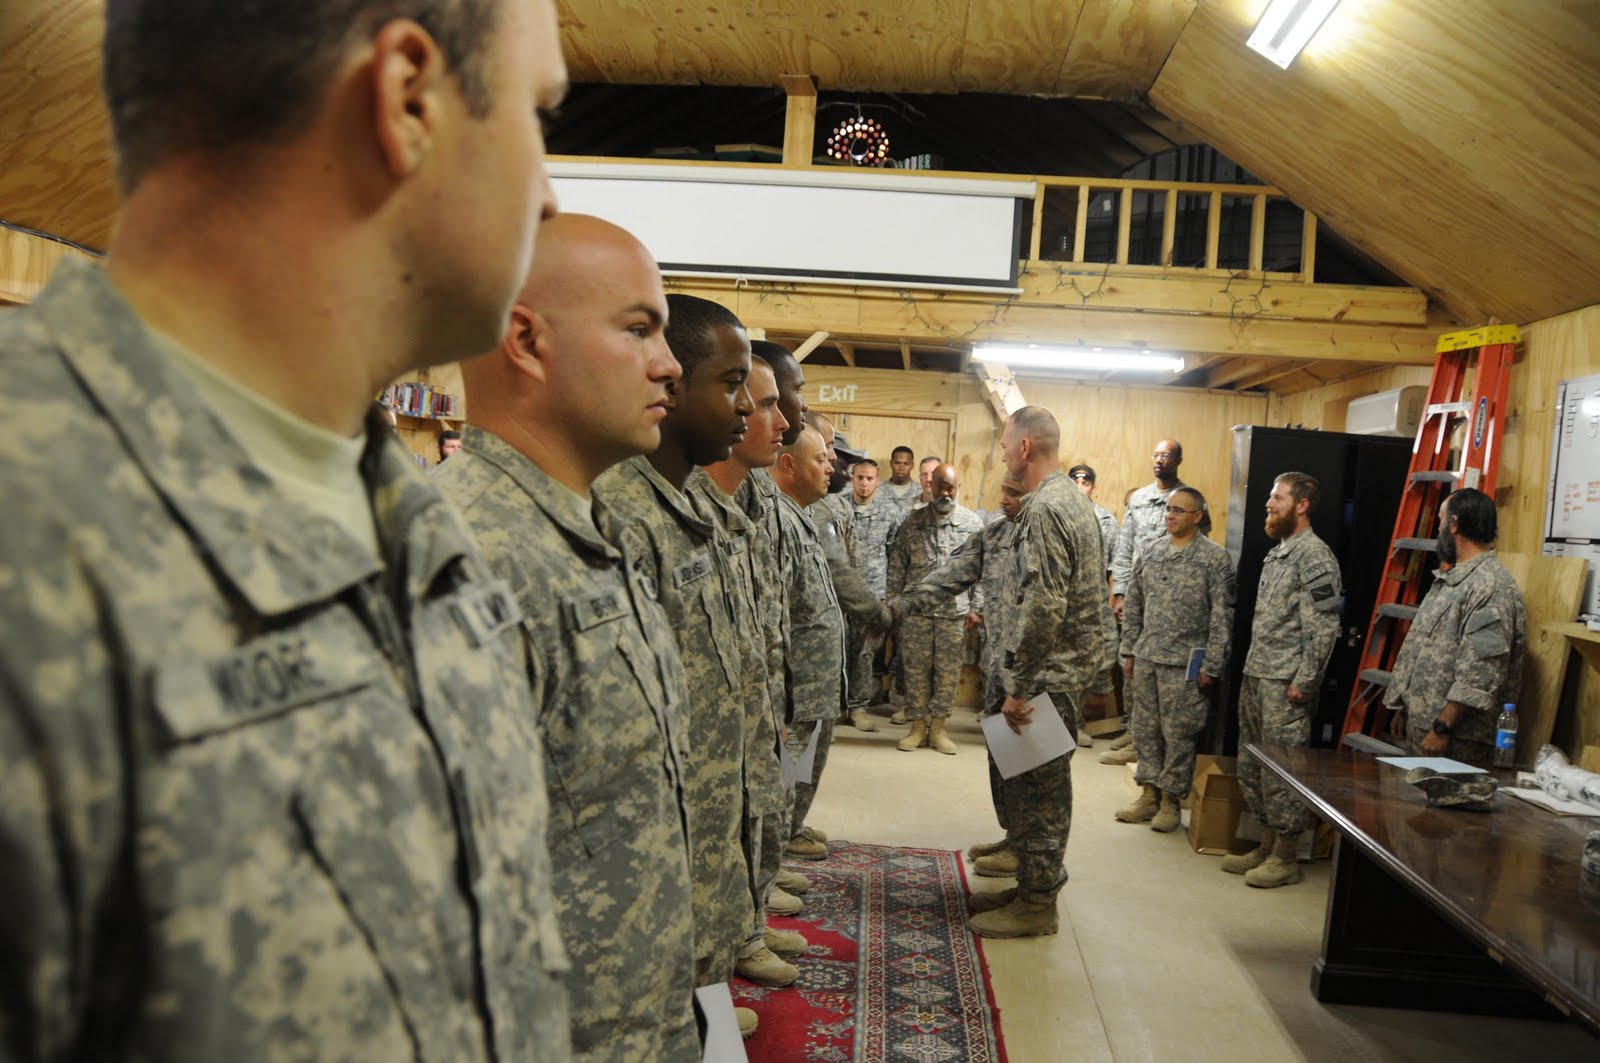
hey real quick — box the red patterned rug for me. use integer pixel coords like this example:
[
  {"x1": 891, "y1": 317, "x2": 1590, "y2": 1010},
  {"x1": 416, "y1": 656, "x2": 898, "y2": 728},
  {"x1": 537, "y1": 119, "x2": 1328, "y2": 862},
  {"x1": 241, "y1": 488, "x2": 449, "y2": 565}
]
[{"x1": 734, "y1": 842, "x2": 1008, "y2": 1062}]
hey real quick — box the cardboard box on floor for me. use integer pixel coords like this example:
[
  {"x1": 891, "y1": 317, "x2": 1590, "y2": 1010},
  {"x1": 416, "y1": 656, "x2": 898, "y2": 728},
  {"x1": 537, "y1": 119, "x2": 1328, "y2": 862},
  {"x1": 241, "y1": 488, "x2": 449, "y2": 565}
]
[{"x1": 1187, "y1": 755, "x2": 1251, "y2": 855}]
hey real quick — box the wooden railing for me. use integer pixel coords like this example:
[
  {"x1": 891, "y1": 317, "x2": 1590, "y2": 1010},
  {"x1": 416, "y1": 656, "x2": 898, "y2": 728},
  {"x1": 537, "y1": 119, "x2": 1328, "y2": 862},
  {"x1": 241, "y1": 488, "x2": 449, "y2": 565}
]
[{"x1": 1026, "y1": 176, "x2": 1317, "y2": 282}]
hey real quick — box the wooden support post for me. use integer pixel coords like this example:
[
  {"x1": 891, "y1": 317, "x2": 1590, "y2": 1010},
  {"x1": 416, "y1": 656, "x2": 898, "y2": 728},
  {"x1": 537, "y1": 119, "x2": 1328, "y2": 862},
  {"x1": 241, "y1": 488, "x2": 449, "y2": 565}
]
[
  {"x1": 1301, "y1": 210, "x2": 1318, "y2": 284},
  {"x1": 780, "y1": 75, "x2": 817, "y2": 168},
  {"x1": 899, "y1": 339, "x2": 913, "y2": 371},
  {"x1": 837, "y1": 342, "x2": 855, "y2": 367},
  {"x1": 1073, "y1": 185, "x2": 1089, "y2": 262},
  {"x1": 1116, "y1": 189, "x2": 1132, "y2": 265},
  {"x1": 1029, "y1": 193, "x2": 1045, "y2": 261},
  {"x1": 1205, "y1": 190, "x2": 1221, "y2": 270},
  {"x1": 1161, "y1": 188, "x2": 1178, "y2": 267},
  {"x1": 1249, "y1": 193, "x2": 1267, "y2": 273},
  {"x1": 971, "y1": 361, "x2": 1027, "y2": 419},
  {"x1": 793, "y1": 329, "x2": 829, "y2": 361}
]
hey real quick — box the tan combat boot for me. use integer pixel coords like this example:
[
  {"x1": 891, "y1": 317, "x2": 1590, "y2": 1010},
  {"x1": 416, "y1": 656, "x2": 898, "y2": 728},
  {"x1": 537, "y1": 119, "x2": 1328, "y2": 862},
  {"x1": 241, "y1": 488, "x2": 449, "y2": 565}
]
[
  {"x1": 736, "y1": 1007, "x2": 758, "y2": 1039},
  {"x1": 1109, "y1": 731, "x2": 1133, "y2": 749},
  {"x1": 767, "y1": 886, "x2": 804, "y2": 915},
  {"x1": 1220, "y1": 828, "x2": 1277, "y2": 875},
  {"x1": 968, "y1": 896, "x2": 1059, "y2": 939},
  {"x1": 1098, "y1": 736, "x2": 1137, "y2": 765},
  {"x1": 897, "y1": 719, "x2": 928, "y2": 752},
  {"x1": 798, "y1": 825, "x2": 829, "y2": 843},
  {"x1": 764, "y1": 927, "x2": 808, "y2": 958},
  {"x1": 928, "y1": 717, "x2": 958, "y2": 755},
  {"x1": 891, "y1": 709, "x2": 908, "y2": 725},
  {"x1": 850, "y1": 708, "x2": 878, "y2": 732},
  {"x1": 1245, "y1": 832, "x2": 1303, "y2": 888},
  {"x1": 967, "y1": 887, "x2": 1017, "y2": 913},
  {"x1": 1150, "y1": 792, "x2": 1182, "y2": 833},
  {"x1": 775, "y1": 869, "x2": 811, "y2": 894},
  {"x1": 1115, "y1": 784, "x2": 1159, "y2": 823},
  {"x1": 736, "y1": 945, "x2": 799, "y2": 987},
  {"x1": 967, "y1": 838, "x2": 1010, "y2": 860},
  {"x1": 1076, "y1": 728, "x2": 1095, "y2": 747},
  {"x1": 973, "y1": 849, "x2": 1019, "y2": 878}
]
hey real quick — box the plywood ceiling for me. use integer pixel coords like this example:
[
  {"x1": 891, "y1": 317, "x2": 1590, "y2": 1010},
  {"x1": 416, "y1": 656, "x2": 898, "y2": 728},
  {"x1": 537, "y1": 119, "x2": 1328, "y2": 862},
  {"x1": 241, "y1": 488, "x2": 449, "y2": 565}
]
[
  {"x1": 3, "y1": 0, "x2": 1598, "y2": 333},
  {"x1": 557, "y1": 0, "x2": 1198, "y2": 98}
]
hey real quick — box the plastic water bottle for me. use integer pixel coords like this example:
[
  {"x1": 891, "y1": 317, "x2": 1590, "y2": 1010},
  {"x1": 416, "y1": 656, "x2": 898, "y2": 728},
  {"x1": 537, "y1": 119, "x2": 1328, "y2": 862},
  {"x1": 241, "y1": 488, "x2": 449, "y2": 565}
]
[{"x1": 1494, "y1": 703, "x2": 1518, "y2": 768}]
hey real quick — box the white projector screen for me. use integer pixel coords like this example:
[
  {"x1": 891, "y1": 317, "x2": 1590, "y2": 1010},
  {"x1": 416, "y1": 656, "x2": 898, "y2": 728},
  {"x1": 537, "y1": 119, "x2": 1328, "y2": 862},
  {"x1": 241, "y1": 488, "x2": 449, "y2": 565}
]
[{"x1": 550, "y1": 162, "x2": 1033, "y2": 291}]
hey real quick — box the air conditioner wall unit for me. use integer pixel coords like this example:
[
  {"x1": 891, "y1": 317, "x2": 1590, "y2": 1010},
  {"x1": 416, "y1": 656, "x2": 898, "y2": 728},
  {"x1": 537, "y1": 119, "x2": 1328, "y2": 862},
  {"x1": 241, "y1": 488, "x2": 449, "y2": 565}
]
[{"x1": 1347, "y1": 385, "x2": 1426, "y2": 437}]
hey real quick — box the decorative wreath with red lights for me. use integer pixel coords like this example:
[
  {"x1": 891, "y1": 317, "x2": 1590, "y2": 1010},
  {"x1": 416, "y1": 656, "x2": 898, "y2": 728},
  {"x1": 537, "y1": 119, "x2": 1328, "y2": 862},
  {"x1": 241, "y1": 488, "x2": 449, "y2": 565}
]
[{"x1": 826, "y1": 116, "x2": 890, "y2": 167}]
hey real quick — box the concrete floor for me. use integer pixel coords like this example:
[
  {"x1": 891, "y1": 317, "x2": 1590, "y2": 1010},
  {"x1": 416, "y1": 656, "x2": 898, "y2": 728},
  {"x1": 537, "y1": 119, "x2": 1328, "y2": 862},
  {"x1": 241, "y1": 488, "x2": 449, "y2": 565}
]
[{"x1": 808, "y1": 706, "x2": 1597, "y2": 1062}]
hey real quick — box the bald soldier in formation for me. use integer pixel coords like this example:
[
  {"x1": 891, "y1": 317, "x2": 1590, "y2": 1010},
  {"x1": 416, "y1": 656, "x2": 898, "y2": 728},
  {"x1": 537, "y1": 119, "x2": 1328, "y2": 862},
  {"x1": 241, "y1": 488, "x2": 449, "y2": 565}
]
[
  {"x1": 969, "y1": 407, "x2": 1105, "y2": 939},
  {"x1": 592, "y1": 295, "x2": 761, "y2": 1035},
  {"x1": 437, "y1": 215, "x2": 697, "y2": 1058},
  {"x1": 0, "y1": 1, "x2": 576, "y2": 1058}
]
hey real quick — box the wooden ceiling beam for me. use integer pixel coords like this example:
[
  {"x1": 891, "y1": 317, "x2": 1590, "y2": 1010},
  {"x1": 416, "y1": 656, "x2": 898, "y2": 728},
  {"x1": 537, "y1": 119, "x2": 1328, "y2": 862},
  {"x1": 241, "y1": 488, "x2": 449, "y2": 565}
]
[
  {"x1": 900, "y1": 339, "x2": 913, "y2": 371},
  {"x1": 792, "y1": 330, "x2": 830, "y2": 361},
  {"x1": 1205, "y1": 358, "x2": 1270, "y2": 389}
]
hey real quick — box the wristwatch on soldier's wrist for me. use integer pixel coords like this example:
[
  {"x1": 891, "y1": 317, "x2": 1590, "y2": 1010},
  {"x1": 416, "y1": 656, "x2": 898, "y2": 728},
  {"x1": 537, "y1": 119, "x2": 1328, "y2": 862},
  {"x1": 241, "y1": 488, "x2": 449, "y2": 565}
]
[{"x1": 1430, "y1": 717, "x2": 1454, "y2": 737}]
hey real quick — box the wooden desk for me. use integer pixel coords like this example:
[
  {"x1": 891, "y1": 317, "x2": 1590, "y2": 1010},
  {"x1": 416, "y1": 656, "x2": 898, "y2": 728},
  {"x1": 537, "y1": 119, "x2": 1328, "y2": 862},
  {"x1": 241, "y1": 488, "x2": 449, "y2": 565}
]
[{"x1": 1250, "y1": 744, "x2": 1600, "y2": 1036}]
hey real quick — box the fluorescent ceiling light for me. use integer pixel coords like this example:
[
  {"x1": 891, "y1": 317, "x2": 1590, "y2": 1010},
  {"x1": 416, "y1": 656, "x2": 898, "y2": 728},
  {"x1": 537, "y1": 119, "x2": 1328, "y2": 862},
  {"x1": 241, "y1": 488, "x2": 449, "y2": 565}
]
[
  {"x1": 972, "y1": 345, "x2": 1185, "y2": 374},
  {"x1": 1247, "y1": 0, "x2": 1341, "y2": 69}
]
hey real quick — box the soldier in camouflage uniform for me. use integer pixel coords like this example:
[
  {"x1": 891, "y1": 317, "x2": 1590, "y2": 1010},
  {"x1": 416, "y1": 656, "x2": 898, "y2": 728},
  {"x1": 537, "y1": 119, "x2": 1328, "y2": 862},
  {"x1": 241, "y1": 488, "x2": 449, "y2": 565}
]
[
  {"x1": 436, "y1": 216, "x2": 699, "y2": 1059},
  {"x1": 847, "y1": 458, "x2": 903, "y2": 727},
  {"x1": 879, "y1": 445, "x2": 923, "y2": 521},
  {"x1": 898, "y1": 471, "x2": 1027, "y2": 861},
  {"x1": 1106, "y1": 441, "x2": 1189, "y2": 764},
  {"x1": 691, "y1": 355, "x2": 806, "y2": 988},
  {"x1": 592, "y1": 296, "x2": 759, "y2": 1030},
  {"x1": 1385, "y1": 488, "x2": 1527, "y2": 769},
  {"x1": 772, "y1": 427, "x2": 885, "y2": 860},
  {"x1": 1068, "y1": 463, "x2": 1121, "y2": 748},
  {"x1": 1117, "y1": 487, "x2": 1236, "y2": 834},
  {"x1": 0, "y1": 4, "x2": 573, "y2": 1058},
  {"x1": 1227, "y1": 472, "x2": 1342, "y2": 890},
  {"x1": 967, "y1": 408, "x2": 1104, "y2": 939},
  {"x1": 887, "y1": 463, "x2": 985, "y2": 754}
]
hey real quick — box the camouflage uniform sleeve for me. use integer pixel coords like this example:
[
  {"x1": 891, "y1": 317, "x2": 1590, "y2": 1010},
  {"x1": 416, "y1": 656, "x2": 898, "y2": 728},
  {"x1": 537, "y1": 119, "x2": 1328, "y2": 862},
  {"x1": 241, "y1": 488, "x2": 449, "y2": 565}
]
[
  {"x1": 1204, "y1": 548, "x2": 1237, "y2": 677},
  {"x1": 1006, "y1": 507, "x2": 1076, "y2": 698},
  {"x1": 1293, "y1": 549, "x2": 1342, "y2": 691},
  {"x1": 0, "y1": 552, "x2": 121, "y2": 1059},
  {"x1": 1447, "y1": 586, "x2": 1516, "y2": 711},
  {"x1": 818, "y1": 519, "x2": 890, "y2": 629},
  {"x1": 1099, "y1": 511, "x2": 1118, "y2": 575},
  {"x1": 1110, "y1": 509, "x2": 1136, "y2": 597},
  {"x1": 886, "y1": 526, "x2": 908, "y2": 599},
  {"x1": 897, "y1": 536, "x2": 983, "y2": 616},
  {"x1": 1120, "y1": 550, "x2": 1146, "y2": 656}
]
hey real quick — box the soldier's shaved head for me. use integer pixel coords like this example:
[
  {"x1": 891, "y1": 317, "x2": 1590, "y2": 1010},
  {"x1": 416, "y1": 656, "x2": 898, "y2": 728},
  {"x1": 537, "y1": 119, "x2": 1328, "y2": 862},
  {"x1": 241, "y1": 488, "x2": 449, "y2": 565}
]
[
  {"x1": 1001, "y1": 405, "x2": 1062, "y2": 491},
  {"x1": 461, "y1": 212, "x2": 677, "y2": 491},
  {"x1": 1007, "y1": 406, "x2": 1060, "y2": 455}
]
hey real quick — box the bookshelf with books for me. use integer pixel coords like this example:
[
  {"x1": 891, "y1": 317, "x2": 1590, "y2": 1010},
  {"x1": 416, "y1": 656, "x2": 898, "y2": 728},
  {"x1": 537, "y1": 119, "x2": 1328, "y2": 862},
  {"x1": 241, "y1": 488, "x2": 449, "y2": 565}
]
[{"x1": 382, "y1": 362, "x2": 466, "y2": 469}]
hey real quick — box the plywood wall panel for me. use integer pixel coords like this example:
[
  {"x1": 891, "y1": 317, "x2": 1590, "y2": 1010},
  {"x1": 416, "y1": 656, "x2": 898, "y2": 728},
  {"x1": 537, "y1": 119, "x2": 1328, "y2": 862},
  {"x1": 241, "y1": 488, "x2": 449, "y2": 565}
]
[
  {"x1": 1149, "y1": 0, "x2": 1600, "y2": 324},
  {"x1": 1056, "y1": 0, "x2": 1195, "y2": 100}
]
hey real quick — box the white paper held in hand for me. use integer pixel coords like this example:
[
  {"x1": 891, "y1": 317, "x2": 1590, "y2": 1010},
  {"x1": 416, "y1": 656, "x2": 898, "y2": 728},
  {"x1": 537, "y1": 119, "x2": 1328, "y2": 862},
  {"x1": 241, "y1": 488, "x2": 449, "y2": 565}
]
[
  {"x1": 693, "y1": 983, "x2": 748, "y2": 1062},
  {"x1": 780, "y1": 724, "x2": 822, "y2": 790},
  {"x1": 981, "y1": 691, "x2": 1077, "y2": 779}
]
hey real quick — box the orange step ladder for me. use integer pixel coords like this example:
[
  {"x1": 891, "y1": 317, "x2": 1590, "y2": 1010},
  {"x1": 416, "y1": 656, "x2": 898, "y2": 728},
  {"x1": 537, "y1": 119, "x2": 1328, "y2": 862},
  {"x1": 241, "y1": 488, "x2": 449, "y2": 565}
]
[{"x1": 1340, "y1": 325, "x2": 1520, "y2": 741}]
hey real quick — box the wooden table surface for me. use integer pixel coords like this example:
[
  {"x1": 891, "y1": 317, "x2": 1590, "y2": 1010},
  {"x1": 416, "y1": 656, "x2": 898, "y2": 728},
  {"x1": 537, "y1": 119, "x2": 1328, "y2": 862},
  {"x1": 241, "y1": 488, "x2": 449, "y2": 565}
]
[{"x1": 1250, "y1": 744, "x2": 1600, "y2": 1033}]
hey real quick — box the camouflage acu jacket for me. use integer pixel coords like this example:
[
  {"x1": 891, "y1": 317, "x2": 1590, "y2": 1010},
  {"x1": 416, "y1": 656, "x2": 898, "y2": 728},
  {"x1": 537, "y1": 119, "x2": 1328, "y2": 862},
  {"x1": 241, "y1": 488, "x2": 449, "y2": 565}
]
[
  {"x1": 897, "y1": 517, "x2": 1019, "y2": 678},
  {"x1": 1385, "y1": 551, "x2": 1527, "y2": 745},
  {"x1": 887, "y1": 503, "x2": 986, "y2": 618},
  {"x1": 1004, "y1": 470, "x2": 1107, "y2": 699},
  {"x1": 1242, "y1": 527, "x2": 1342, "y2": 689},
  {"x1": 1120, "y1": 534, "x2": 1236, "y2": 676},
  {"x1": 1093, "y1": 502, "x2": 1119, "y2": 573},
  {"x1": 851, "y1": 491, "x2": 902, "y2": 597},
  {"x1": 437, "y1": 430, "x2": 698, "y2": 1061},
  {"x1": 592, "y1": 457, "x2": 751, "y2": 983},
  {"x1": 0, "y1": 260, "x2": 570, "y2": 1061},
  {"x1": 688, "y1": 470, "x2": 786, "y2": 818},
  {"x1": 774, "y1": 491, "x2": 847, "y2": 723}
]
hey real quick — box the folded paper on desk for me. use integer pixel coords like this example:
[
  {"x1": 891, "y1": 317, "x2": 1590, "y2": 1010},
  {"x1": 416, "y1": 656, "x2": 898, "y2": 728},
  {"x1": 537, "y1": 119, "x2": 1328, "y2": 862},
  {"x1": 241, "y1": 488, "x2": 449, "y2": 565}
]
[
  {"x1": 1504, "y1": 787, "x2": 1600, "y2": 818},
  {"x1": 1376, "y1": 756, "x2": 1482, "y2": 774},
  {"x1": 981, "y1": 692, "x2": 1076, "y2": 779}
]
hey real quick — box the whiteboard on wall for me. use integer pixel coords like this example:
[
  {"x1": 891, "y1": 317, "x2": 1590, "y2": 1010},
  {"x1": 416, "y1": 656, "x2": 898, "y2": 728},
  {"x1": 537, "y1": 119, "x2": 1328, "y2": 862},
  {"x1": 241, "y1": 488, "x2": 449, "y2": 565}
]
[
  {"x1": 550, "y1": 163, "x2": 1032, "y2": 291},
  {"x1": 1542, "y1": 372, "x2": 1600, "y2": 616}
]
